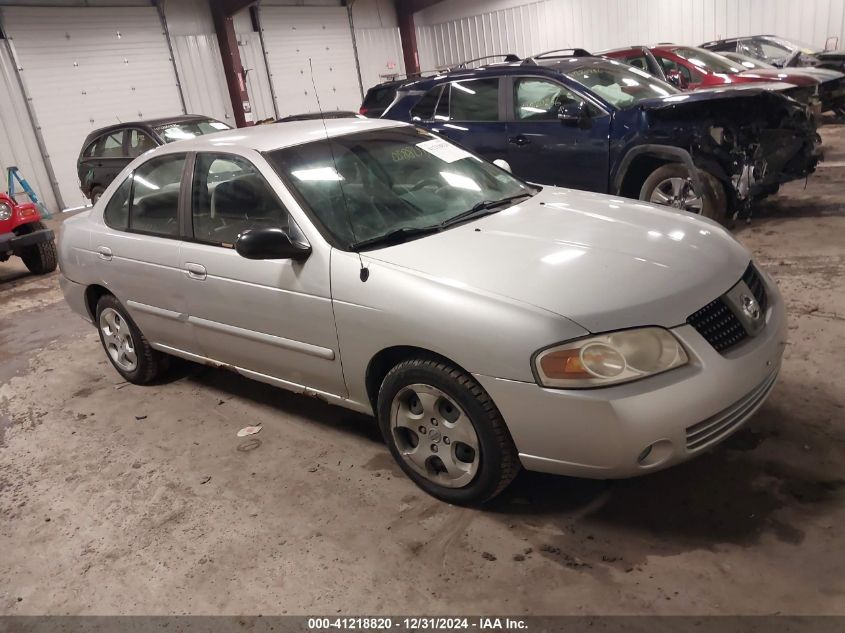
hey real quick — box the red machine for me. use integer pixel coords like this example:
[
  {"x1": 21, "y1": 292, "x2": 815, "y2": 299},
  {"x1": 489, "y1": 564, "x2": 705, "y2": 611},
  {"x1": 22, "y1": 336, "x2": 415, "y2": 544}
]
[{"x1": 0, "y1": 191, "x2": 57, "y2": 275}]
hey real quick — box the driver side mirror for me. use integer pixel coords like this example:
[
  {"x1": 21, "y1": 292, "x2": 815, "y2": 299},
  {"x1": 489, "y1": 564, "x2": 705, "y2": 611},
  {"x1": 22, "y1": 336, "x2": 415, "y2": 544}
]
[
  {"x1": 665, "y1": 69, "x2": 690, "y2": 90},
  {"x1": 557, "y1": 101, "x2": 592, "y2": 130},
  {"x1": 235, "y1": 227, "x2": 311, "y2": 261}
]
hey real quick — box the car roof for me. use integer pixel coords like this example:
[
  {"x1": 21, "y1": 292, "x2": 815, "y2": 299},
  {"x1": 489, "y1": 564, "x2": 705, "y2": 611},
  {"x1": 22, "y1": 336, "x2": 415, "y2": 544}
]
[
  {"x1": 703, "y1": 35, "x2": 778, "y2": 45},
  {"x1": 157, "y1": 118, "x2": 410, "y2": 153},
  {"x1": 395, "y1": 57, "x2": 614, "y2": 91},
  {"x1": 535, "y1": 55, "x2": 631, "y2": 72},
  {"x1": 85, "y1": 115, "x2": 222, "y2": 140}
]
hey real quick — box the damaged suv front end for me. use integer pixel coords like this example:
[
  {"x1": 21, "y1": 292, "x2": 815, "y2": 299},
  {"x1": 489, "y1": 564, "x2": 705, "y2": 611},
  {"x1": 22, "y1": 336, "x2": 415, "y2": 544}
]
[{"x1": 610, "y1": 83, "x2": 820, "y2": 218}]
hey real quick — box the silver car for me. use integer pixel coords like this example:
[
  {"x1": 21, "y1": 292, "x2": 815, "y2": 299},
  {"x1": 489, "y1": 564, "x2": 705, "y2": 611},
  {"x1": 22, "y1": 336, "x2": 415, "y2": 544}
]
[{"x1": 58, "y1": 119, "x2": 787, "y2": 504}]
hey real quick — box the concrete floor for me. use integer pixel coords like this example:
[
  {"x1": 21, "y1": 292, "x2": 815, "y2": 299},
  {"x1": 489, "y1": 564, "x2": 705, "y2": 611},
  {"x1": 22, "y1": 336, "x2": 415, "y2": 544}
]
[{"x1": 2, "y1": 126, "x2": 844, "y2": 617}]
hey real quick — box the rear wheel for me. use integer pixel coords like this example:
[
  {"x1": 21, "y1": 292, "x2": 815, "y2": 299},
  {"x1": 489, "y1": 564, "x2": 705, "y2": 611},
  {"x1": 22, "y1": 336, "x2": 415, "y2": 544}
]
[
  {"x1": 95, "y1": 294, "x2": 164, "y2": 384},
  {"x1": 640, "y1": 163, "x2": 727, "y2": 224},
  {"x1": 18, "y1": 221, "x2": 58, "y2": 274},
  {"x1": 377, "y1": 357, "x2": 520, "y2": 505}
]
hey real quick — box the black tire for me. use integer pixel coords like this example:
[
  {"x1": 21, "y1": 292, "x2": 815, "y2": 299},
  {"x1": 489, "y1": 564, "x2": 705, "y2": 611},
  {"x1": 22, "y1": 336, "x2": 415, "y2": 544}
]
[
  {"x1": 377, "y1": 356, "x2": 520, "y2": 505},
  {"x1": 95, "y1": 294, "x2": 164, "y2": 385},
  {"x1": 640, "y1": 163, "x2": 727, "y2": 224},
  {"x1": 90, "y1": 186, "x2": 105, "y2": 204},
  {"x1": 19, "y1": 221, "x2": 58, "y2": 275}
]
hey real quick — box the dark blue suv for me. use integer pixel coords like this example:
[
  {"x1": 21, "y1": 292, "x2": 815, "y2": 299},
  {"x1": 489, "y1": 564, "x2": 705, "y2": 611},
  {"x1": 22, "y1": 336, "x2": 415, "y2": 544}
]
[{"x1": 377, "y1": 52, "x2": 819, "y2": 222}]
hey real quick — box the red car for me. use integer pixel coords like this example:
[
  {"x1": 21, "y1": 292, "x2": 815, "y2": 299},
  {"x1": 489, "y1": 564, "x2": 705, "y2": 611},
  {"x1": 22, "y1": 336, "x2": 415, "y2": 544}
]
[
  {"x1": 0, "y1": 192, "x2": 57, "y2": 275},
  {"x1": 601, "y1": 45, "x2": 825, "y2": 109}
]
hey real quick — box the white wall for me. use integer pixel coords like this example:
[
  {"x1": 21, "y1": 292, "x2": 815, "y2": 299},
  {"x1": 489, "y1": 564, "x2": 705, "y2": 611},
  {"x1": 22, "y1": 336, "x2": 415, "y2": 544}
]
[
  {"x1": 353, "y1": 0, "x2": 405, "y2": 89},
  {"x1": 415, "y1": 0, "x2": 845, "y2": 70},
  {"x1": 0, "y1": 45, "x2": 58, "y2": 211},
  {"x1": 162, "y1": 0, "x2": 234, "y2": 124}
]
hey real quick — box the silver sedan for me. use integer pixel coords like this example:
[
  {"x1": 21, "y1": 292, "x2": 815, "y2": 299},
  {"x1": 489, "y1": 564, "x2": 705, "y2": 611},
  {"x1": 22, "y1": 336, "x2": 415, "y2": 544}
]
[{"x1": 58, "y1": 119, "x2": 787, "y2": 504}]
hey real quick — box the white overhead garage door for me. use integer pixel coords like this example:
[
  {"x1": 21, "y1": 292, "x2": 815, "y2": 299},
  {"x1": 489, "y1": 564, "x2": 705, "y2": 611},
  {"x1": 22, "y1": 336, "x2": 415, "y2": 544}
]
[
  {"x1": 259, "y1": 6, "x2": 362, "y2": 118},
  {"x1": 1, "y1": 6, "x2": 184, "y2": 208}
]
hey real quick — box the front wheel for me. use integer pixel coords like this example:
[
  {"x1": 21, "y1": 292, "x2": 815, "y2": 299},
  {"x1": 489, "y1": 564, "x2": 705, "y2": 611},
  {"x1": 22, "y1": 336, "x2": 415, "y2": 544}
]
[
  {"x1": 19, "y1": 221, "x2": 58, "y2": 274},
  {"x1": 377, "y1": 357, "x2": 520, "y2": 505},
  {"x1": 640, "y1": 163, "x2": 727, "y2": 224}
]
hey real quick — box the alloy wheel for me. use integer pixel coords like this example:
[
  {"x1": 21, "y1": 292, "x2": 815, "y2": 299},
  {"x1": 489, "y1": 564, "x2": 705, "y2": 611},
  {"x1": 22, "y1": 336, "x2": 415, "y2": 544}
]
[
  {"x1": 649, "y1": 176, "x2": 704, "y2": 213},
  {"x1": 99, "y1": 307, "x2": 138, "y2": 372},
  {"x1": 389, "y1": 383, "x2": 480, "y2": 488}
]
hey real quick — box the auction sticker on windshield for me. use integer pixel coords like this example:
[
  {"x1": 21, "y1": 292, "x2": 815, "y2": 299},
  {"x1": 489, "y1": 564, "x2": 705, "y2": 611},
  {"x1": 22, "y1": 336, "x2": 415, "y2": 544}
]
[{"x1": 417, "y1": 139, "x2": 472, "y2": 163}]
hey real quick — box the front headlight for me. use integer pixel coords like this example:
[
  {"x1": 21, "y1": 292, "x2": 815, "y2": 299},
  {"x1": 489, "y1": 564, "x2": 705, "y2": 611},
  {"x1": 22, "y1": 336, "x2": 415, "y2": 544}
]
[
  {"x1": 0, "y1": 202, "x2": 12, "y2": 221},
  {"x1": 533, "y1": 327, "x2": 688, "y2": 389}
]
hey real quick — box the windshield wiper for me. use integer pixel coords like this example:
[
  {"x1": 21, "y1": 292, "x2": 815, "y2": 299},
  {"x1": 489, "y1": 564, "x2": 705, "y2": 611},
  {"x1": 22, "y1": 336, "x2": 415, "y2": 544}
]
[
  {"x1": 351, "y1": 225, "x2": 442, "y2": 251},
  {"x1": 440, "y1": 192, "x2": 534, "y2": 228},
  {"x1": 350, "y1": 192, "x2": 535, "y2": 251}
]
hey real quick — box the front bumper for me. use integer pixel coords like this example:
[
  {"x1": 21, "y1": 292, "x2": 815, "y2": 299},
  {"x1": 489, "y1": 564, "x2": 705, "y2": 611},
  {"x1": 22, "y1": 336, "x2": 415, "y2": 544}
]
[
  {"x1": 0, "y1": 228, "x2": 54, "y2": 255},
  {"x1": 475, "y1": 273, "x2": 787, "y2": 479}
]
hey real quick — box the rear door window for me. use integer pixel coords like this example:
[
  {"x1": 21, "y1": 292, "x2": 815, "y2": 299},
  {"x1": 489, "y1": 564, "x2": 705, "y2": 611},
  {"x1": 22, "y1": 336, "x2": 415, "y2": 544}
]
[
  {"x1": 103, "y1": 176, "x2": 132, "y2": 230},
  {"x1": 446, "y1": 78, "x2": 500, "y2": 121},
  {"x1": 128, "y1": 154, "x2": 186, "y2": 237},
  {"x1": 96, "y1": 131, "x2": 126, "y2": 158},
  {"x1": 127, "y1": 130, "x2": 157, "y2": 157}
]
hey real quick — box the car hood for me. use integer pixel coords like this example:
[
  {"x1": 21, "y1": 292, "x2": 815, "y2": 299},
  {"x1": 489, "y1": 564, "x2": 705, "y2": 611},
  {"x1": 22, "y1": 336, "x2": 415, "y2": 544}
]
[
  {"x1": 816, "y1": 50, "x2": 845, "y2": 61},
  {"x1": 737, "y1": 69, "x2": 821, "y2": 86},
  {"x1": 363, "y1": 188, "x2": 750, "y2": 333},
  {"x1": 637, "y1": 82, "x2": 796, "y2": 109}
]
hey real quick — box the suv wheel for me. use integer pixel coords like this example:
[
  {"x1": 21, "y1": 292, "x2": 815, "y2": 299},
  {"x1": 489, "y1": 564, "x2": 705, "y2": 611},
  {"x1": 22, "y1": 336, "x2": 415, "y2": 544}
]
[
  {"x1": 640, "y1": 164, "x2": 727, "y2": 223},
  {"x1": 377, "y1": 357, "x2": 520, "y2": 505},
  {"x1": 18, "y1": 221, "x2": 58, "y2": 274},
  {"x1": 96, "y1": 294, "x2": 164, "y2": 384}
]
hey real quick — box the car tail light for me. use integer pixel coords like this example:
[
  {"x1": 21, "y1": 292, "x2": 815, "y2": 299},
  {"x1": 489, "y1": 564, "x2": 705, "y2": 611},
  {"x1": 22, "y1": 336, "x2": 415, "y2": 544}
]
[{"x1": 359, "y1": 106, "x2": 368, "y2": 115}]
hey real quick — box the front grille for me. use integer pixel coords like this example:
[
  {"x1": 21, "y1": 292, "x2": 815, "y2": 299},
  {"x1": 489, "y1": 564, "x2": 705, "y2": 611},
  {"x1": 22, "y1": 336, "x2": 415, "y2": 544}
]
[
  {"x1": 686, "y1": 297, "x2": 748, "y2": 352},
  {"x1": 685, "y1": 370, "x2": 779, "y2": 451},
  {"x1": 742, "y1": 263, "x2": 768, "y2": 314},
  {"x1": 686, "y1": 263, "x2": 769, "y2": 354}
]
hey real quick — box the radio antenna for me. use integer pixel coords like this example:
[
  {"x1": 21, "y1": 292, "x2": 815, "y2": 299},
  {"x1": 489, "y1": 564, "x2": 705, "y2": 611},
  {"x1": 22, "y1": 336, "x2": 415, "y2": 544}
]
[{"x1": 308, "y1": 58, "x2": 369, "y2": 282}]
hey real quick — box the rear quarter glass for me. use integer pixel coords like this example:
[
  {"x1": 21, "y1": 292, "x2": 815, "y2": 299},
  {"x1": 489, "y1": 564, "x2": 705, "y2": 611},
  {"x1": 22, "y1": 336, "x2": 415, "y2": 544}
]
[{"x1": 364, "y1": 86, "x2": 398, "y2": 109}]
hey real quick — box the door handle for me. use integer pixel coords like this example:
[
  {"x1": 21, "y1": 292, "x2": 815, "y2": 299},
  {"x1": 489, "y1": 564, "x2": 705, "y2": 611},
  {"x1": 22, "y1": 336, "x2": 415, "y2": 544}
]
[
  {"x1": 184, "y1": 262, "x2": 207, "y2": 280},
  {"x1": 96, "y1": 246, "x2": 113, "y2": 261},
  {"x1": 508, "y1": 135, "x2": 531, "y2": 147}
]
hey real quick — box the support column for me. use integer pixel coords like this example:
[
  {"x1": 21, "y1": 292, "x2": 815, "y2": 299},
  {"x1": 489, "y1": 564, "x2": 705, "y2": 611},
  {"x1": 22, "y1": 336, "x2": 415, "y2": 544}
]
[
  {"x1": 395, "y1": 0, "x2": 444, "y2": 77},
  {"x1": 397, "y1": 9, "x2": 420, "y2": 77},
  {"x1": 210, "y1": 0, "x2": 253, "y2": 127}
]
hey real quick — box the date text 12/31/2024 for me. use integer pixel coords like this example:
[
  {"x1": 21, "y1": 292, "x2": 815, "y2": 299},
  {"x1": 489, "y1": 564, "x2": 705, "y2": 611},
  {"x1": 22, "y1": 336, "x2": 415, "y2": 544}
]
[{"x1": 307, "y1": 617, "x2": 528, "y2": 630}]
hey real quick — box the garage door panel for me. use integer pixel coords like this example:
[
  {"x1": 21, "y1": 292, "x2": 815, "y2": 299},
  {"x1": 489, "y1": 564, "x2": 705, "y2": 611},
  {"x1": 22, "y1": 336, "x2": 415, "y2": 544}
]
[
  {"x1": 260, "y1": 6, "x2": 361, "y2": 117},
  {"x1": 1, "y1": 6, "x2": 183, "y2": 207}
]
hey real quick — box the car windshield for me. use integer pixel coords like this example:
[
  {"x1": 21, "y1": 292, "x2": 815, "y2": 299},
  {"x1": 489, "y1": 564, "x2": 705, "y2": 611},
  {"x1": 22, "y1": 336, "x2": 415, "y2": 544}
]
[
  {"x1": 564, "y1": 60, "x2": 679, "y2": 108},
  {"x1": 267, "y1": 126, "x2": 536, "y2": 250},
  {"x1": 671, "y1": 47, "x2": 744, "y2": 74},
  {"x1": 764, "y1": 36, "x2": 818, "y2": 54},
  {"x1": 155, "y1": 119, "x2": 230, "y2": 143}
]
